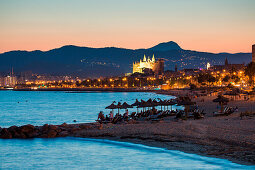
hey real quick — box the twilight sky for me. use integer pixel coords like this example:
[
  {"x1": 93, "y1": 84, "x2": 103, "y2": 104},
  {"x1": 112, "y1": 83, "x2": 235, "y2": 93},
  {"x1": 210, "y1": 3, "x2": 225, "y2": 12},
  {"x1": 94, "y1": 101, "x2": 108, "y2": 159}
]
[{"x1": 0, "y1": 0, "x2": 255, "y2": 53}]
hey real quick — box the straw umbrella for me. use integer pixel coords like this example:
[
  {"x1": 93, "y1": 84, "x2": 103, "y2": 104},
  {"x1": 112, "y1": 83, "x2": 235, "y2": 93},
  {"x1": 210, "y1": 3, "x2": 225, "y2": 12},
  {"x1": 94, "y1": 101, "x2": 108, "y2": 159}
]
[
  {"x1": 162, "y1": 100, "x2": 169, "y2": 111},
  {"x1": 152, "y1": 99, "x2": 159, "y2": 107},
  {"x1": 213, "y1": 95, "x2": 229, "y2": 113},
  {"x1": 121, "y1": 102, "x2": 133, "y2": 109},
  {"x1": 139, "y1": 100, "x2": 148, "y2": 112},
  {"x1": 105, "y1": 102, "x2": 117, "y2": 113},
  {"x1": 167, "y1": 99, "x2": 177, "y2": 111},
  {"x1": 116, "y1": 102, "x2": 122, "y2": 114},
  {"x1": 157, "y1": 98, "x2": 164, "y2": 111},
  {"x1": 177, "y1": 97, "x2": 196, "y2": 118},
  {"x1": 146, "y1": 98, "x2": 155, "y2": 110},
  {"x1": 132, "y1": 99, "x2": 141, "y2": 113}
]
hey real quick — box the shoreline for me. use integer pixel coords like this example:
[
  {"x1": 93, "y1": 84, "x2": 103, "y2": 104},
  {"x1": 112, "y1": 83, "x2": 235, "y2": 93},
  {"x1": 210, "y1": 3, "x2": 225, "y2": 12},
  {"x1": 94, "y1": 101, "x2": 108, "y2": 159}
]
[
  {"x1": 2, "y1": 115, "x2": 254, "y2": 165},
  {"x1": 71, "y1": 115, "x2": 255, "y2": 166},
  {"x1": 1, "y1": 87, "x2": 156, "y2": 92},
  {"x1": 86, "y1": 136, "x2": 253, "y2": 166},
  {"x1": 0, "y1": 89, "x2": 255, "y2": 165}
]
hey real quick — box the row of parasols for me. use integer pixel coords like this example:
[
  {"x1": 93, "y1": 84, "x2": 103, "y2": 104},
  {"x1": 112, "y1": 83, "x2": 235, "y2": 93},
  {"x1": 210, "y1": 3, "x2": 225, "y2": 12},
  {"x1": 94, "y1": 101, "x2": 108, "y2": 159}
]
[
  {"x1": 105, "y1": 97, "x2": 196, "y2": 114},
  {"x1": 105, "y1": 95, "x2": 231, "y2": 114}
]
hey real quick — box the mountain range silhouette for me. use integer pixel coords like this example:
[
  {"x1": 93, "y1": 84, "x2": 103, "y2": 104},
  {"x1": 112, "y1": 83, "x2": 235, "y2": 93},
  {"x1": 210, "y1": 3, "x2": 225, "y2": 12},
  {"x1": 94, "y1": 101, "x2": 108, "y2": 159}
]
[{"x1": 0, "y1": 41, "x2": 251, "y2": 78}]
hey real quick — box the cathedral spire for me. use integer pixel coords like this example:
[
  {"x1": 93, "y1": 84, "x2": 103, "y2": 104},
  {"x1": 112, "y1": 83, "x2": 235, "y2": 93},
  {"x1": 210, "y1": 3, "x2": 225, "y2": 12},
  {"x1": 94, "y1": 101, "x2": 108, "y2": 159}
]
[
  {"x1": 225, "y1": 57, "x2": 229, "y2": 65},
  {"x1": 143, "y1": 54, "x2": 146, "y2": 62},
  {"x1": 152, "y1": 54, "x2": 155, "y2": 62}
]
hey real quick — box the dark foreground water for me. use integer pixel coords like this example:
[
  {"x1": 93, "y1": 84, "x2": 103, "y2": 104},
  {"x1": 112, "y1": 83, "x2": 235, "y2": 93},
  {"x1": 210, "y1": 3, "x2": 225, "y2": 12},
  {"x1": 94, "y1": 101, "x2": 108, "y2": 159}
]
[
  {"x1": 0, "y1": 91, "x2": 254, "y2": 169},
  {"x1": 1, "y1": 137, "x2": 253, "y2": 169}
]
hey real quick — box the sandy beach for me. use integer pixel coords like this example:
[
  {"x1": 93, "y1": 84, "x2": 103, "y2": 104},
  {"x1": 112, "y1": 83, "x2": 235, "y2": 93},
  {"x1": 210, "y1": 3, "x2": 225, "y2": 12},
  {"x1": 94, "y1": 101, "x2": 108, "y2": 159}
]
[
  {"x1": 1, "y1": 89, "x2": 255, "y2": 165},
  {"x1": 72, "y1": 113, "x2": 255, "y2": 165}
]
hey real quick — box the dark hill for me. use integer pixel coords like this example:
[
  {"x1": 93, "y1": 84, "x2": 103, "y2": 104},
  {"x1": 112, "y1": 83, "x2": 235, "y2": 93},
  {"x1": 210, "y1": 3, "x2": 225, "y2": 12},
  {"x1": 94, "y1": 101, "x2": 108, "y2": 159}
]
[
  {"x1": 147, "y1": 41, "x2": 182, "y2": 51},
  {"x1": 0, "y1": 42, "x2": 252, "y2": 78}
]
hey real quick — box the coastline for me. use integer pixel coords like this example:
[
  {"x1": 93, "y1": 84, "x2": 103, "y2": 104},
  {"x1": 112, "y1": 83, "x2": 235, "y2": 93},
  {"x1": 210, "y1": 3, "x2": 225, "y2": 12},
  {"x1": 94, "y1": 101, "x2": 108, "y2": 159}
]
[
  {"x1": 1, "y1": 89, "x2": 255, "y2": 165},
  {"x1": 88, "y1": 136, "x2": 253, "y2": 166},
  {"x1": 2, "y1": 115, "x2": 254, "y2": 165},
  {"x1": 71, "y1": 115, "x2": 255, "y2": 166},
  {"x1": 1, "y1": 87, "x2": 156, "y2": 92}
]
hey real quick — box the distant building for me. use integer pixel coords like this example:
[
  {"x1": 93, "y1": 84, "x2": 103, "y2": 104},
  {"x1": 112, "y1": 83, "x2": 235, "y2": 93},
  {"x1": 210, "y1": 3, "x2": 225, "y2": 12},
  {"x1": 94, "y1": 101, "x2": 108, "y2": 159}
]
[
  {"x1": 153, "y1": 59, "x2": 164, "y2": 75},
  {"x1": 206, "y1": 62, "x2": 211, "y2": 70},
  {"x1": 4, "y1": 76, "x2": 17, "y2": 87},
  {"x1": 210, "y1": 57, "x2": 244, "y2": 72},
  {"x1": 133, "y1": 54, "x2": 164, "y2": 75},
  {"x1": 252, "y1": 44, "x2": 255, "y2": 63},
  {"x1": 133, "y1": 54, "x2": 155, "y2": 73},
  {"x1": 0, "y1": 77, "x2": 4, "y2": 87},
  {"x1": 181, "y1": 68, "x2": 201, "y2": 76},
  {"x1": 4, "y1": 68, "x2": 17, "y2": 87},
  {"x1": 20, "y1": 71, "x2": 33, "y2": 83}
]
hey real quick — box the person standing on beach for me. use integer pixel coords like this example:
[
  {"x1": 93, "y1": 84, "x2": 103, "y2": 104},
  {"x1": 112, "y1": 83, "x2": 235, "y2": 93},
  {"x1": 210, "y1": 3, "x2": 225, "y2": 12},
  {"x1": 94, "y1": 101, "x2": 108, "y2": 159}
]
[{"x1": 124, "y1": 109, "x2": 129, "y2": 120}]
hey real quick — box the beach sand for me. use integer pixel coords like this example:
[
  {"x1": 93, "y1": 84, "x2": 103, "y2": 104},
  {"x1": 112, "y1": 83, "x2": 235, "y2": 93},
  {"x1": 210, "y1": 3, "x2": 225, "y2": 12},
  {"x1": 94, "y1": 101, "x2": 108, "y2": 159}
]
[
  {"x1": 72, "y1": 90, "x2": 255, "y2": 165},
  {"x1": 1, "y1": 89, "x2": 255, "y2": 165},
  {"x1": 73, "y1": 113, "x2": 255, "y2": 165}
]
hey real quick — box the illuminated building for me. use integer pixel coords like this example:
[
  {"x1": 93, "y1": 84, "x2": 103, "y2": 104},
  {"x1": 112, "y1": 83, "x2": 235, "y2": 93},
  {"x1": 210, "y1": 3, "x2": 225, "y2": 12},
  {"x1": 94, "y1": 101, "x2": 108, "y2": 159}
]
[
  {"x1": 133, "y1": 54, "x2": 155, "y2": 73},
  {"x1": 133, "y1": 54, "x2": 164, "y2": 75},
  {"x1": 206, "y1": 62, "x2": 211, "y2": 70},
  {"x1": 0, "y1": 77, "x2": 4, "y2": 87},
  {"x1": 4, "y1": 68, "x2": 17, "y2": 87},
  {"x1": 4, "y1": 76, "x2": 17, "y2": 87},
  {"x1": 210, "y1": 57, "x2": 244, "y2": 72}
]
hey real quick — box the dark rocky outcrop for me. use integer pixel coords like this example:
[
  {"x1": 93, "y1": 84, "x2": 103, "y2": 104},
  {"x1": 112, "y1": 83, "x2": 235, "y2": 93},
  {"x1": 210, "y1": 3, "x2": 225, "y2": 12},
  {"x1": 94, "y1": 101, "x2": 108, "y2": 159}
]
[{"x1": 0, "y1": 123, "x2": 95, "y2": 139}]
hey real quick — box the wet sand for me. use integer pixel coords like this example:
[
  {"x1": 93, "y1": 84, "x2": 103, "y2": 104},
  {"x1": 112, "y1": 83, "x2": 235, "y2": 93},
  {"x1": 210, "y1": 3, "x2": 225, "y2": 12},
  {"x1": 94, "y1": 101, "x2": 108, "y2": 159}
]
[{"x1": 73, "y1": 114, "x2": 255, "y2": 165}]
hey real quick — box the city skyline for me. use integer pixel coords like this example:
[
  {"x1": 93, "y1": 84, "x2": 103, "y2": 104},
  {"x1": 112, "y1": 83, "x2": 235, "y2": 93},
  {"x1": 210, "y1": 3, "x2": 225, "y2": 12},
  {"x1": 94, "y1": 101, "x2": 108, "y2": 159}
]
[{"x1": 1, "y1": 0, "x2": 255, "y2": 53}]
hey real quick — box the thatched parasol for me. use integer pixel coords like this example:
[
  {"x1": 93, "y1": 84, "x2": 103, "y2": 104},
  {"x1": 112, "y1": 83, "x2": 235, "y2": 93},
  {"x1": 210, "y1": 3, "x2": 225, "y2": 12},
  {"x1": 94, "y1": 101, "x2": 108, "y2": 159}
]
[
  {"x1": 152, "y1": 99, "x2": 159, "y2": 106},
  {"x1": 162, "y1": 100, "x2": 169, "y2": 111},
  {"x1": 132, "y1": 99, "x2": 141, "y2": 106},
  {"x1": 167, "y1": 99, "x2": 177, "y2": 111},
  {"x1": 157, "y1": 98, "x2": 164, "y2": 111},
  {"x1": 116, "y1": 102, "x2": 122, "y2": 114},
  {"x1": 177, "y1": 98, "x2": 196, "y2": 118},
  {"x1": 138, "y1": 99, "x2": 148, "y2": 112},
  {"x1": 132, "y1": 99, "x2": 141, "y2": 113},
  {"x1": 121, "y1": 102, "x2": 133, "y2": 109},
  {"x1": 146, "y1": 98, "x2": 155, "y2": 108},
  {"x1": 213, "y1": 95, "x2": 229, "y2": 113},
  {"x1": 105, "y1": 102, "x2": 117, "y2": 113}
]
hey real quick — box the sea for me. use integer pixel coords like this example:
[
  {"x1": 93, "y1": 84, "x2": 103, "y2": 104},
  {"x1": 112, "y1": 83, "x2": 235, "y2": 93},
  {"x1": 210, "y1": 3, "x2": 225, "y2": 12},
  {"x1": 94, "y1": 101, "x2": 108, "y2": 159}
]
[{"x1": 0, "y1": 91, "x2": 254, "y2": 169}]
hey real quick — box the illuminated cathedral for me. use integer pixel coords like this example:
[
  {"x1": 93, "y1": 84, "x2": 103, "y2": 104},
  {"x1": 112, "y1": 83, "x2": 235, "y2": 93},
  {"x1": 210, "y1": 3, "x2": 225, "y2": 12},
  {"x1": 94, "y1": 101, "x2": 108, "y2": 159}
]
[
  {"x1": 133, "y1": 54, "x2": 164, "y2": 75},
  {"x1": 133, "y1": 54, "x2": 155, "y2": 73}
]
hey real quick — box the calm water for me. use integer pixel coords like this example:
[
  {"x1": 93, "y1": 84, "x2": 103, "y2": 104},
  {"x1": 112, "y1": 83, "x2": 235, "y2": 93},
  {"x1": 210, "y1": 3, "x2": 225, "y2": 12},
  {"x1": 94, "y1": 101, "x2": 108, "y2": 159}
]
[
  {"x1": 0, "y1": 91, "x2": 174, "y2": 127},
  {"x1": 0, "y1": 91, "x2": 254, "y2": 169}
]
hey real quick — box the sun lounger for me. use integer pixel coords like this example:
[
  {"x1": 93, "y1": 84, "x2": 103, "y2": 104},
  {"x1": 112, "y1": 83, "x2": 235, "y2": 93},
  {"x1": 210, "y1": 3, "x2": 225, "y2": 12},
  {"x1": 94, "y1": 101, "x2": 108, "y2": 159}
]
[{"x1": 213, "y1": 107, "x2": 235, "y2": 116}]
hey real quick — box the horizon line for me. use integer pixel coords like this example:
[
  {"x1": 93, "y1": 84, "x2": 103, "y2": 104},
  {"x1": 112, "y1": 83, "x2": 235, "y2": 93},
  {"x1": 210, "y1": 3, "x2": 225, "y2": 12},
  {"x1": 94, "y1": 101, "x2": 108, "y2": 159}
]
[{"x1": 0, "y1": 42, "x2": 253, "y2": 55}]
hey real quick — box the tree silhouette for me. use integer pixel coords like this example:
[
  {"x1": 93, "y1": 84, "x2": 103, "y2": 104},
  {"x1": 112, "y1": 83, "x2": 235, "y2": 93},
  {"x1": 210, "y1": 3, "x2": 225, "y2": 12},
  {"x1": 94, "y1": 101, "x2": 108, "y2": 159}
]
[{"x1": 245, "y1": 62, "x2": 255, "y2": 86}]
